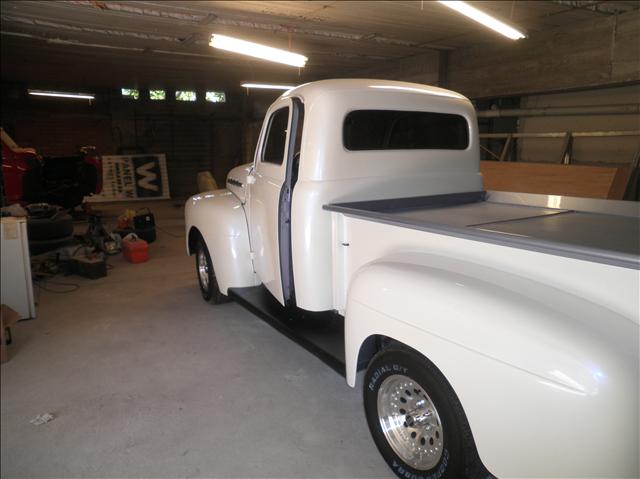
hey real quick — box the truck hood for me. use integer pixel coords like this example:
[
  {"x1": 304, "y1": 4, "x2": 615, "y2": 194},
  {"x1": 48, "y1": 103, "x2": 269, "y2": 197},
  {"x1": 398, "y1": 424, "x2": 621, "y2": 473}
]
[{"x1": 226, "y1": 163, "x2": 252, "y2": 203}]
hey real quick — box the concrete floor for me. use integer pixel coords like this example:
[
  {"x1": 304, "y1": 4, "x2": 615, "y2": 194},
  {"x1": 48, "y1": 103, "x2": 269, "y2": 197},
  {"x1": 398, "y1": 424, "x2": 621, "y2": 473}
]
[{"x1": 1, "y1": 201, "x2": 391, "y2": 478}]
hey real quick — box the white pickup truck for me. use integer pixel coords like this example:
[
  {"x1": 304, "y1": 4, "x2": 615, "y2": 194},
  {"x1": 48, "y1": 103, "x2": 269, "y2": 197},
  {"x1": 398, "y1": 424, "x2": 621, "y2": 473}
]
[{"x1": 185, "y1": 79, "x2": 639, "y2": 479}]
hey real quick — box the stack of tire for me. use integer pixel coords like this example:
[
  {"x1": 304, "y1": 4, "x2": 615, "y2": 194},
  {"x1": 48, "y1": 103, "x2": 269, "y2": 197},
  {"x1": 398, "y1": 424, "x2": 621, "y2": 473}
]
[{"x1": 26, "y1": 204, "x2": 75, "y2": 255}]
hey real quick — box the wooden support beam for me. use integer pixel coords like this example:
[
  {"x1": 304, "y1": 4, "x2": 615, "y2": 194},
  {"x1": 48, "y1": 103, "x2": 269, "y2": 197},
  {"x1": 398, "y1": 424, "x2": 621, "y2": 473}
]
[{"x1": 560, "y1": 133, "x2": 573, "y2": 165}]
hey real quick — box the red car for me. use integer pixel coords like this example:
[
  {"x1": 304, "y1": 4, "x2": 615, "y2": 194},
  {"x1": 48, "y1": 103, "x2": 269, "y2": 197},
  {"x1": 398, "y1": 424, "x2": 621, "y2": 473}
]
[{"x1": 1, "y1": 127, "x2": 102, "y2": 209}]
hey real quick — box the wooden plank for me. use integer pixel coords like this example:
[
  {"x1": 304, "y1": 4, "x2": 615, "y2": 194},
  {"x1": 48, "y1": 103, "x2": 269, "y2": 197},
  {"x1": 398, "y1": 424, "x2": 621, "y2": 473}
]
[{"x1": 480, "y1": 161, "x2": 633, "y2": 200}]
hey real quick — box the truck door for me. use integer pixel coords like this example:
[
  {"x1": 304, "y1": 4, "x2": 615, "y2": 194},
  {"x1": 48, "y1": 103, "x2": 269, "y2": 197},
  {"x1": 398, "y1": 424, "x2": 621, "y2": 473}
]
[{"x1": 247, "y1": 98, "x2": 303, "y2": 306}]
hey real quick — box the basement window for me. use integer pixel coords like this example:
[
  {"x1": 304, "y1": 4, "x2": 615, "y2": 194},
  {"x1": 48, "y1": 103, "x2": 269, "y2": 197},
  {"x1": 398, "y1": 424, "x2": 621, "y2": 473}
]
[
  {"x1": 121, "y1": 88, "x2": 140, "y2": 100},
  {"x1": 206, "y1": 91, "x2": 226, "y2": 103},
  {"x1": 149, "y1": 90, "x2": 166, "y2": 100},
  {"x1": 176, "y1": 90, "x2": 197, "y2": 102}
]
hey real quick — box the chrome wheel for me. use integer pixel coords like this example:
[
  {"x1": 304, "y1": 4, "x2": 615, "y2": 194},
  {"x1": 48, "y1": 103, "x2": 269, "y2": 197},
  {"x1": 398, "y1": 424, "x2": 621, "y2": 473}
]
[
  {"x1": 377, "y1": 374, "x2": 444, "y2": 471},
  {"x1": 197, "y1": 248, "x2": 210, "y2": 291}
]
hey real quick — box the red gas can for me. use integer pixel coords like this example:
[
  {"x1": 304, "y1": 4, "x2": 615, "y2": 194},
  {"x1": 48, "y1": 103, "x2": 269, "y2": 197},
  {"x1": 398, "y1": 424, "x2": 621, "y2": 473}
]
[{"x1": 122, "y1": 235, "x2": 149, "y2": 263}]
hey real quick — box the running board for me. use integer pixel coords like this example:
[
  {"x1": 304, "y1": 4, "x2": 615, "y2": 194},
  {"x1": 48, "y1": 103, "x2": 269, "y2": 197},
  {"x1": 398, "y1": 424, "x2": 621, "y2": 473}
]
[{"x1": 228, "y1": 285, "x2": 346, "y2": 376}]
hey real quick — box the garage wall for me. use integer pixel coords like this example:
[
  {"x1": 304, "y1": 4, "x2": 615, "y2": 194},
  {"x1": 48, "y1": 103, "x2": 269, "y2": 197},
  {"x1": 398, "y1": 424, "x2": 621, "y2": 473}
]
[
  {"x1": 1, "y1": 85, "x2": 245, "y2": 198},
  {"x1": 1, "y1": 88, "x2": 115, "y2": 156},
  {"x1": 517, "y1": 85, "x2": 640, "y2": 165},
  {"x1": 447, "y1": 9, "x2": 639, "y2": 100}
]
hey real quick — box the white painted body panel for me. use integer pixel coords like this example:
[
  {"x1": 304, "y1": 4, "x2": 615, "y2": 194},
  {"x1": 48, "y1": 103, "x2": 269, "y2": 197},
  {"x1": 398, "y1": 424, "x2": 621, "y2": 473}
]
[
  {"x1": 336, "y1": 215, "x2": 639, "y2": 478},
  {"x1": 184, "y1": 189, "x2": 257, "y2": 293},
  {"x1": 225, "y1": 163, "x2": 252, "y2": 203},
  {"x1": 292, "y1": 172, "x2": 482, "y2": 310},
  {"x1": 246, "y1": 98, "x2": 293, "y2": 304}
]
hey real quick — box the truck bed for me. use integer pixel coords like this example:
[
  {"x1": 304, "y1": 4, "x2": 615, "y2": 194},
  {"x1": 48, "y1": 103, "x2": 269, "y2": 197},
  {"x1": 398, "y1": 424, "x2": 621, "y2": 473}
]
[{"x1": 324, "y1": 191, "x2": 640, "y2": 270}]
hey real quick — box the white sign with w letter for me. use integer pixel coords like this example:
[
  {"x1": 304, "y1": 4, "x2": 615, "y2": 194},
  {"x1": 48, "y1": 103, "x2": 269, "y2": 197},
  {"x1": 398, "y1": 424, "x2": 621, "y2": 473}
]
[{"x1": 87, "y1": 154, "x2": 171, "y2": 202}]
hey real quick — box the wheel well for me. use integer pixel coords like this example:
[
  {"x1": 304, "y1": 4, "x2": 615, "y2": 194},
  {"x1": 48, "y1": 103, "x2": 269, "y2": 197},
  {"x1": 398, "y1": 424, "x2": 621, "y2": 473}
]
[
  {"x1": 187, "y1": 226, "x2": 202, "y2": 255},
  {"x1": 356, "y1": 334, "x2": 391, "y2": 371}
]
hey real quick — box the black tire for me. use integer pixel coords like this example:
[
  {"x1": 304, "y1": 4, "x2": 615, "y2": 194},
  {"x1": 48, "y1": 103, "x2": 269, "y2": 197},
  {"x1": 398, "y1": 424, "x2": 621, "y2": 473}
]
[
  {"x1": 195, "y1": 237, "x2": 229, "y2": 304},
  {"x1": 27, "y1": 213, "x2": 74, "y2": 240},
  {"x1": 364, "y1": 349, "x2": 470, "y2": 479}
]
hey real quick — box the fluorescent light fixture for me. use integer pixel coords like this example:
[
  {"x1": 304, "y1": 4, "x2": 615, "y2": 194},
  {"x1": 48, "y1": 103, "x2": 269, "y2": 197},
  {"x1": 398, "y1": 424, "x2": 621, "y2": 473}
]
[
  {"x1": 211, "y1": 34, "x2": 307, "y2": 68},
  {"x1": 28, "y1": 89, "x2": 95, "y2": 100},
  {"x1": 438, "y1": 1, "x2": 526, "y2": 40},
  {"x1": 241, "y1": 83, "x2": 296, "y2": 91}
]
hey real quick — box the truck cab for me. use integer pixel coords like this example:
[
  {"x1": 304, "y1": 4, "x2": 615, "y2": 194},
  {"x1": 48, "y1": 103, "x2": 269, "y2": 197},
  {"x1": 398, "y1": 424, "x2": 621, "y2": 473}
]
[{"x1": 188, "y1": 79, "x2": 482, "y2": 310}]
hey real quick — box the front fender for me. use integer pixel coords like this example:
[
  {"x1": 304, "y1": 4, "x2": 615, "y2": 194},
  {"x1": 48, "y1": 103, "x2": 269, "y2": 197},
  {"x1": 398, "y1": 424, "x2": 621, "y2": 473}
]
[
  {"x1": 345, "y1": 255, "x2": 638, "y2": 478},
  {"x1": 184, "y1": 189, "x2": 256, "y2": 293}
]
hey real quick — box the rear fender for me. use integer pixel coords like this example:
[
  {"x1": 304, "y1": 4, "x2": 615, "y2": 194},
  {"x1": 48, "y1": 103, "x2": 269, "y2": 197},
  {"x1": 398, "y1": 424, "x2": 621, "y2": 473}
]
[
  {"x1": 345, "y1": 254, "x2": 638, "y2": 478},
  {"x1": 185, "y1": 189, "x2": 256, "y2": 293}
]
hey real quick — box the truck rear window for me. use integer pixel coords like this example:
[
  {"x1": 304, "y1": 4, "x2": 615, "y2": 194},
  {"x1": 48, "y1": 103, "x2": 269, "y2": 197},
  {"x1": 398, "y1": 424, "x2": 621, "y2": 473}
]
[{"x1": 343, "y1": 110, "x2": 469, "y2": 151}]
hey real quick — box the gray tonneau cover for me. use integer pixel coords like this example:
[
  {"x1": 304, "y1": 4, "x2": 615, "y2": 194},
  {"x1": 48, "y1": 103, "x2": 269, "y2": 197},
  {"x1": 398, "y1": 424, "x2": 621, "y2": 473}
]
[{"x1": 324, "y1": 191, "x2": 640, "y2": 270}]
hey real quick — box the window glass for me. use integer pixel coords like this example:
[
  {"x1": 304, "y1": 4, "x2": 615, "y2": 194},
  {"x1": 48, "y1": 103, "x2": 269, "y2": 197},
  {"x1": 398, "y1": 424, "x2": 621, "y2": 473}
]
[
  {"x1": 206, "y1": 91, "x2": 226, "y2": 103},
  {"x1": 343, "y1": 110, "x2": 469, "y2": 150},
  {"x1": 262, "y1": 107, "x2": 289, "y2": 165},
  {"x1": 121, "y1": 88, "x2": 139, "y2": 100},
  {"x1": 176, "y1": 90, "x2": 196, "y2": 102},
  {"x1": 150, "y1": 90, "x2": 166, "y2": 100}
]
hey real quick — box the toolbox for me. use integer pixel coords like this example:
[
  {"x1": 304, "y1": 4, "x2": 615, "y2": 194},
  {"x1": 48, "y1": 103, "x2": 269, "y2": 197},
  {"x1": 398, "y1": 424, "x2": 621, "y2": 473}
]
[{"x1": 122, "y1": 235, "x2": 149, "y2": 264}]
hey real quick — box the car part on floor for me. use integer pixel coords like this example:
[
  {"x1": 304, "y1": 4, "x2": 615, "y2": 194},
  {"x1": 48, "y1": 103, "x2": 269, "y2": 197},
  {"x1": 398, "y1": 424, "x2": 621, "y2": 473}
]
[
  {"x1": 84, "y1": 213, "x2": 121, "y2": 254},
  {"x1": 122, "y1": 233, "x2": 149, "y2": 264},
  {"x1": 70, "y1": 254, "x2": 107, "y2": 279},
  {"x1": 132, "y1": 208, "x2": 156, "y2": 243}
]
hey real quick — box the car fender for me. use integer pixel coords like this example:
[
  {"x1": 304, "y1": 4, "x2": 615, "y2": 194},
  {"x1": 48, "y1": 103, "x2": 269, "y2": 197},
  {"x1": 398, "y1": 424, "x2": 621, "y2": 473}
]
[
  {"x1": 345, "y1": 254, "x2": 638, "y2": 478},
  {"x1": 185, "y1": 189, "x2": 256, "y2": 293}
]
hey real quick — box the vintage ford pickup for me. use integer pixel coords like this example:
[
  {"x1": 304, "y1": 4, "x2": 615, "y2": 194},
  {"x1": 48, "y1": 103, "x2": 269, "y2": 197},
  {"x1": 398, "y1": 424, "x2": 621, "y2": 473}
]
[{"x1": 185, "y1": 79, "x2": 639, "y2": 479}]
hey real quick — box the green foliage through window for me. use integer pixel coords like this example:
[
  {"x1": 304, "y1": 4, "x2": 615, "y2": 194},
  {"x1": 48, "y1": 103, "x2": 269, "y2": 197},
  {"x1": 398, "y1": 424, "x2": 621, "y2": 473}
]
[
  {"x1": 121, "y1": 88, "x2": 139, "y2": 100},
  {"x1": 150, "y1": 90, "x2": 166, "y2": 100},
  {"x1": 176, "y1": 90, "x2": 196, "y2": 102},
  {"x1": 206, "y1": 91, "x2": 226, "y2": 103}
]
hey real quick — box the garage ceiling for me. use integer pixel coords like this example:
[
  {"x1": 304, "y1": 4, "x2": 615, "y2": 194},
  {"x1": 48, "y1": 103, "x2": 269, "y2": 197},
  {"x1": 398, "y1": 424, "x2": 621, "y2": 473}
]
[{"x1": 1, "y1": 0, "x2": 639, "y2": 91}]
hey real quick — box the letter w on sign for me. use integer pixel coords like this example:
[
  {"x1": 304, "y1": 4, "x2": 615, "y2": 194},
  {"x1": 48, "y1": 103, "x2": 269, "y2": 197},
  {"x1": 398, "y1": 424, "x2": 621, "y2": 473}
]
[{"x1": 133, "y1": 156, "x2": 163, "y2": 197}]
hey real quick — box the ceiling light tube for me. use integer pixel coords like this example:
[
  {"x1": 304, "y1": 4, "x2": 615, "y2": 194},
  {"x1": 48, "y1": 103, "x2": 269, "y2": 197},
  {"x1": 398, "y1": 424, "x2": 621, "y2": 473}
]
[
  {"x1": 211, "y1": 34, "x2": 307, "y2": 67},
  {"x1": 28, "y1": 89, "x2": 95, "y2": 100},
  {"x1": 438, "y1": 1, "x2": 526, "y2": 40},
  {"x1": 241, "y1": 83, "x2": 296, "y2": 90}
]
